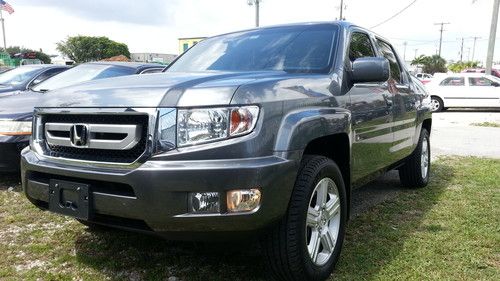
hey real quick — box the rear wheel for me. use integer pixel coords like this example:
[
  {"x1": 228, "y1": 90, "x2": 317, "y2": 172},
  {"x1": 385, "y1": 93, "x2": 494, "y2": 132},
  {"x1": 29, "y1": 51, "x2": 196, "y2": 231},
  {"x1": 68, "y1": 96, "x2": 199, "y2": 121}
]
[
  {"x1": 262, "y1": 156, "x2": 347, "y2": 281},
  {"x1": 399, "y1": 129, "x2": 431, "y2": 188},
  {"x1": 430, "y1": 96, "x2": 443, "y2": 112}
]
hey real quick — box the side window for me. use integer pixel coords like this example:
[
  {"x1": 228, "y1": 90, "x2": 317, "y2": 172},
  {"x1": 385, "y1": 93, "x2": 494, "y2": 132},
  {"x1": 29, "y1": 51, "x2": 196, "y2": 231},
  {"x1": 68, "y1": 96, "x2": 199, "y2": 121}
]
[
  {"x1": 349, "y1": 32, "x2": 375, "y2": 62},
  {"x1": 469, "y1": 77, "x2": 493, "y2": 86},
  {"x1": 376, "y1": 39, "x2": 403, "y2": 84},
  {"x1": 440, "y1": 77, "x2": 465, "y2": 86},
  {"x1": 30, "y1": 68, "x2": 66, "y2": 87}
]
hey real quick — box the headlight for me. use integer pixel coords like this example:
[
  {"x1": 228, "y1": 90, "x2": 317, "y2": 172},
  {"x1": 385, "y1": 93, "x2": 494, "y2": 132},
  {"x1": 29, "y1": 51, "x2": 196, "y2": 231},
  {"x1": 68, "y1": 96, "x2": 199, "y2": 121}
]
[
  {"x1": 177, "y1": 106, "x2": 259, "y2": 147},
  {"x1": 0, "y1": 120, "x2": 32, "y2": 136}
]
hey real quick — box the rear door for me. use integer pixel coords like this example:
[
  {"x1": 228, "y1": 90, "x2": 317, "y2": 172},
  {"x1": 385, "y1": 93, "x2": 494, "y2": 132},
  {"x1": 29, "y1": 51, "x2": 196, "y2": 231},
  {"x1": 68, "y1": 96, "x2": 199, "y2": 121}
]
[
  {"x1": 437, "y1": 77, "x2": 470, "y2": 107},
  {"x1": 375, "y1": 39, "x2": 417, "y2": 163},
  {"x1": 347, "y1": 31, "x2": 394, "y2": 183}
]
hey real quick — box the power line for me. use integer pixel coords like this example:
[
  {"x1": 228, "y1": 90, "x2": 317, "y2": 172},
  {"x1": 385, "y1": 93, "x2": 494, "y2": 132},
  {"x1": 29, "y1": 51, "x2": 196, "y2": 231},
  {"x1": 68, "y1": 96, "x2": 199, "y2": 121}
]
[{"x1": 371, "y1": 0, "x2": 418, "y2": 29}]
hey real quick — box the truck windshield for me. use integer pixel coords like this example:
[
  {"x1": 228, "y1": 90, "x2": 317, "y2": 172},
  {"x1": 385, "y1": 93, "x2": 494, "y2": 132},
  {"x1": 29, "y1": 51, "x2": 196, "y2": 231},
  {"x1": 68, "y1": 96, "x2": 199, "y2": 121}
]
[
  {"x1": 168, "y1": 25, "x2": 338, "y2": 73},
  {"x1": 32, "y1": 64, "x2": 135, "y2": 92}
]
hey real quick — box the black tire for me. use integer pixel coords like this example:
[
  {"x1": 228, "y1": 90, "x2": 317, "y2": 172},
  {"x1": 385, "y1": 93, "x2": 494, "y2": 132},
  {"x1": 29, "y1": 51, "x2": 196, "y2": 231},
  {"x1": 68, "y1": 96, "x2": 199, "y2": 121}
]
[
  {"x1": 430, "y1": 96, "x2": 443, "y2": 112},
  {"x1": 399, "y1": 129, "x2": 430, "y2": 188},
  {"x1": 262, "y1": 155, "x2": 347, "y2": 281}
]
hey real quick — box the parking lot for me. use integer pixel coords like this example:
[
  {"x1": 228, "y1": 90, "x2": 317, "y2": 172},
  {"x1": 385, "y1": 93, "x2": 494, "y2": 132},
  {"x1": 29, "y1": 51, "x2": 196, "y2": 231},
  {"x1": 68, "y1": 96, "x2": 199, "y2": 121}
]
[{"x1": 431, "y1": 110, "x2": 500, "y2": 159}]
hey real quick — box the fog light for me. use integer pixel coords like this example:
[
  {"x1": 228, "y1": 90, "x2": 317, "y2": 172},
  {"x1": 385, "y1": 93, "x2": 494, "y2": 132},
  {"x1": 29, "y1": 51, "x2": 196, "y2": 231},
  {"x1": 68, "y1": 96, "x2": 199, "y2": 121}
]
[
  {"x1": 227, "y1": 189, "x2": 261, "y2": 213},
  {"x1": 189, "y1": 192, "x2": 220, "y2": 213}
]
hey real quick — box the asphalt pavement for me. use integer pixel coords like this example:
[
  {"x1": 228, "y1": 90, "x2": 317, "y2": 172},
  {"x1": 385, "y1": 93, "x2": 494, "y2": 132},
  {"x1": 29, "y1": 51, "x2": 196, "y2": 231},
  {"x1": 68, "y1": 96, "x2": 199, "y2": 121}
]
[{"x1": 431, "y1": 110, "x2": 500, "y2": 159}]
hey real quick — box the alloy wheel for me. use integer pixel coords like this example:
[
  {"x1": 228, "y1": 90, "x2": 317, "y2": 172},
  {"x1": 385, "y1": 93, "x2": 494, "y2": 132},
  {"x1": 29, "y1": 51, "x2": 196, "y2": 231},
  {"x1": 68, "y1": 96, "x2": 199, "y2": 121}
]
[
  {"x1": 421, "y1": 137, "x2": 429, "y2": 179},
  {"x1": 306, "y1": 178, "x2": 341, "y2": 266}
]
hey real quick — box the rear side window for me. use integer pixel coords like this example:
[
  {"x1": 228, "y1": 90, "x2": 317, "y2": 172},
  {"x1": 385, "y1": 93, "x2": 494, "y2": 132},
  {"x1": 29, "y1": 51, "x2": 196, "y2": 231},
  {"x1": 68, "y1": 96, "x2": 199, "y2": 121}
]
[
  {"x1": 469, "y1": 77, "x2": 493, "y2": 86},
  {"x1": 440, "y1": 77, "x2": 465, "y2": 86},
  {"x1": 349, "y1": 32, "x2": 375, "y2": 62},
  {"x1": 376, "y1": 39, "x2": 402, "y2": 84}
]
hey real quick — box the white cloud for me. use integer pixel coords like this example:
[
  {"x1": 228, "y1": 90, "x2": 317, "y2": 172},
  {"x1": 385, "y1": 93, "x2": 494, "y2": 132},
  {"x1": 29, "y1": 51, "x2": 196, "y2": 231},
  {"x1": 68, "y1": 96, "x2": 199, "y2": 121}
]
[{"x1": 3, "y1": 0, "x2": 499, "y2": 63}]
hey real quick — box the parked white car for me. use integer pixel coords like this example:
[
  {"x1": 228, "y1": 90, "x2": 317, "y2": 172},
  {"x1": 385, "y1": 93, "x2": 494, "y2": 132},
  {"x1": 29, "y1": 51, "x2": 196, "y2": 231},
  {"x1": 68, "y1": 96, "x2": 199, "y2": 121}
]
[{"x1": 426, "y1": 73, "x2": 500, "y2": 112}]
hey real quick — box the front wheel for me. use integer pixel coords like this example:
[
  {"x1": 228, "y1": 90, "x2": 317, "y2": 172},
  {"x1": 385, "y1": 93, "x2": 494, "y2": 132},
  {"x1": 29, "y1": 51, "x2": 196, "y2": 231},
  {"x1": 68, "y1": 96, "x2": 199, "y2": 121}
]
[{"x1": 262, "y1": 156, "x2": 347, "y2": 281}]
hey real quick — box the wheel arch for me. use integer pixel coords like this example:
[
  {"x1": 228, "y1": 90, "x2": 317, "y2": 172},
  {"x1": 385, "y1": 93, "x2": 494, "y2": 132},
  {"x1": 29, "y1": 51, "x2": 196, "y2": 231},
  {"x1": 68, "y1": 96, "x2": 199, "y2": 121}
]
[{"x1": 302, "y1": 133, "x2": 351, "y2": 219}]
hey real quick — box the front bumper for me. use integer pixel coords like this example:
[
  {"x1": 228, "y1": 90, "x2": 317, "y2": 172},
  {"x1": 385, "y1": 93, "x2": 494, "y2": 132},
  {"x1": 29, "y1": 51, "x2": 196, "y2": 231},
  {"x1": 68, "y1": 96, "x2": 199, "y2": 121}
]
[
  {"x1": 0, "y1": 136, "x2": 29, "y2": 172},
  {"x1": 21, "y1": 149, "x2": 298, "y2": 238}
]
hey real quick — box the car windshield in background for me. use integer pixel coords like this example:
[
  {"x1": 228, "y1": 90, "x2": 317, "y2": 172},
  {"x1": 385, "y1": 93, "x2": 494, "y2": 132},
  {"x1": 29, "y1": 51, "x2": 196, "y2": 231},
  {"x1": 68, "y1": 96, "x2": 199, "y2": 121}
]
[
  {"x1": 168, "y1": 25, "x2": 338, "y2": 73},
  {"x1": 0, "y1": 67, "x2": 41, "y2": 86},
  {"x1": 32, "y1": 64, "x2": 135, "y2": 92}
]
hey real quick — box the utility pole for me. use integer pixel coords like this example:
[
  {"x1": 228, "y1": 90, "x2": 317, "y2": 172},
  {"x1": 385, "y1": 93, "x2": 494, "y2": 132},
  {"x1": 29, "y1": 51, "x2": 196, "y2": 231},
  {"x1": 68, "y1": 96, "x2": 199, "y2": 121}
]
[
  {"x1": 247, "y1": 0, "x2": 261, "y2": 27},
  {"x1": 434, "y1": 22, "x2": 450, "y2": 57},
  {"x1": 403, "y1": 41, "x2": 407, "y2": 61},
  {"x1": 486, "y1": 0, "x2": 499, "y2": 75},
  {"x1": 470, "y1": 36, "x2": 481, "y2": 61},
  {"x1": 339, "y1": 0, "x2": 344, "y2": 20},
  {"x1": 458, "y1": 37, "x2": 465, "y2": 62}
]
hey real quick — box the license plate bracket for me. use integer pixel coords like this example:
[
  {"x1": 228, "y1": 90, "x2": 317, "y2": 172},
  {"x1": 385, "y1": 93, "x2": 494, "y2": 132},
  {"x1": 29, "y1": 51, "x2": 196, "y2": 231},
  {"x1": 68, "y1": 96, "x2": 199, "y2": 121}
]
[{"x1": 49, "y1": 179, "x2": 90, "y2": 220}]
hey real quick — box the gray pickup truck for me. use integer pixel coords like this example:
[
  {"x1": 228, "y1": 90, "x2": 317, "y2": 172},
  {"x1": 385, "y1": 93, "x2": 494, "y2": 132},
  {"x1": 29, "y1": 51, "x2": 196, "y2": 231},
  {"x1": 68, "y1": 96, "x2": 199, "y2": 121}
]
[{"x1": 21, "y1": 22, "x2": 432, "y2": 281}]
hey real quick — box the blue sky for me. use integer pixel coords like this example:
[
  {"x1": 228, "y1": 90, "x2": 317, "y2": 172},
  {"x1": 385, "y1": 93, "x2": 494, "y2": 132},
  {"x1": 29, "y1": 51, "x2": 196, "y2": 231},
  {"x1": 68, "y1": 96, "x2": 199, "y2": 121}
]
[{"x1": 5, "y1": 0, "x2": 500, "y2": 63}]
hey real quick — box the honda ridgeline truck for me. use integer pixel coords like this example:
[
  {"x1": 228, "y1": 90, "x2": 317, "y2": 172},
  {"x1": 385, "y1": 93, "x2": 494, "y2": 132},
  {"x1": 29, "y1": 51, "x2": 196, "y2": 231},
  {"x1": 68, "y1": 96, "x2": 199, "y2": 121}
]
[{"x1": 22, "y1": 22, "x2": 432, "y2": 281}]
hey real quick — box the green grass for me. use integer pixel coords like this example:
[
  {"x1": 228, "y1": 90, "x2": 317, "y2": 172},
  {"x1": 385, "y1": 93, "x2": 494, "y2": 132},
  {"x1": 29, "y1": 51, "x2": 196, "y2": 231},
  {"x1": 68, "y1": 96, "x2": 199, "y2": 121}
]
[
  {"x1": 470, "y1": 122, "x2": 500, "y2": 128},
  {"x1": 0, "y1": 157, "x2": 499, "y2": 281}
]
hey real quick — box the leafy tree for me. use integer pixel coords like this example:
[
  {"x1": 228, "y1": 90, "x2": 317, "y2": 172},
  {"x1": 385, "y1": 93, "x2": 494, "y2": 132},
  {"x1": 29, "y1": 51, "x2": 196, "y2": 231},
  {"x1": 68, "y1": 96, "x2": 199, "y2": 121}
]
[
  {"x1": 2, "y1": 46, "x2": 52, "y2": 64},
  {"x1": 448, "y1": 61, "x2": 480, "y2": 73},
  {"x1": 56, "y1": 36, "x2": 130, "y2": 63},
  {"x1": 411, "y1": 55, "x2": 447, "y2": 74}
]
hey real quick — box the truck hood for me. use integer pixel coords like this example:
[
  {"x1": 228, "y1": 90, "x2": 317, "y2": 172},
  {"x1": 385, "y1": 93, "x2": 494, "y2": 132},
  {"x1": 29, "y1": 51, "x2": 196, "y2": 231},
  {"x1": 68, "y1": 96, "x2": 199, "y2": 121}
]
[{"x1": 37, "y1": 71, "x2": 292, "y2": 108}]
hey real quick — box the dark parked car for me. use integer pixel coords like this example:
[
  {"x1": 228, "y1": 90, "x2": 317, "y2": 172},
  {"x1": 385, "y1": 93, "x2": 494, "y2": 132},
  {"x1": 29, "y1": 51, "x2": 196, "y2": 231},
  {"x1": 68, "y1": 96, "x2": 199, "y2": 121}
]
[
  {"x1": 21, "y1": 22, "x2": 431, "y2": 280},
  {"x1": 0, "y1": 62, "x2": 162, "y2": 172},
  {"x1": 0, "y1": 64, "x2": 70, "y2": 97}
]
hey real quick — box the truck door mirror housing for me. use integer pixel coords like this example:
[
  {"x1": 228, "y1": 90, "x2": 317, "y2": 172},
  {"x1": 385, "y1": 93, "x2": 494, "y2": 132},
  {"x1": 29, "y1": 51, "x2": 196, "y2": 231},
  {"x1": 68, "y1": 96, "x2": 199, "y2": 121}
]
[{"x1": 352, "y1": 57, "x2": 390, "y2": 83}]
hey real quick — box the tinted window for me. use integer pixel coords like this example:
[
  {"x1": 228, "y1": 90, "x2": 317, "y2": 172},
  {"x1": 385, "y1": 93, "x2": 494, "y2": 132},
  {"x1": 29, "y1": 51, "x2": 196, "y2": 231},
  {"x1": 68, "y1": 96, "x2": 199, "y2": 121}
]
[
  {"x1": 376, "y1": 40, "x2": 402, "y2": 83},
  {"x1": 168, "y1": 26, "x2": 338, "y2": 73},
  {"x1": 469, "y1": 77, "x2": 493, "y2": 86},
  {"x1": 31, "y1": 68, "x2": 67, "y2": 86},
  {"x1": 32, "y1": 64, "x2": 135, "y2": 92},
  {"x1": 440, "y1": 77, "x2": 465, "y2": 86},
  {"x1": 349, "y1": 32, "x2": 375, "y2": 61}
]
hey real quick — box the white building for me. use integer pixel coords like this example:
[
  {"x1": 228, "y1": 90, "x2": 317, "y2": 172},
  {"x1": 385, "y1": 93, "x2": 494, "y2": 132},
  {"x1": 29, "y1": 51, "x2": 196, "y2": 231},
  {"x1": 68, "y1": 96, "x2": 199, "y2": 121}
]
[{"x1": 131, "y1": 53, "x2": 177, "y2": 65}]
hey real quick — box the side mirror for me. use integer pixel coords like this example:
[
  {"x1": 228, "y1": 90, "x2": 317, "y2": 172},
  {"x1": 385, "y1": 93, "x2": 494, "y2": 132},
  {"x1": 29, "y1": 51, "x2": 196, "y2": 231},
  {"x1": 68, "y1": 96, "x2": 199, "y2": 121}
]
[{"x1": 352, "y1": 57, "x2": 390, "y2": 83}]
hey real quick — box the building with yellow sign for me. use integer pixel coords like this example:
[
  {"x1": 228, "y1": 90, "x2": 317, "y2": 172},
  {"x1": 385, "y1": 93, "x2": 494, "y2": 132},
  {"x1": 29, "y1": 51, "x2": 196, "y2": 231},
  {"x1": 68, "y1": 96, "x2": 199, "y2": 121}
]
[{"x1": 178, "y1": 37, "x2": 207, "y2": 54}]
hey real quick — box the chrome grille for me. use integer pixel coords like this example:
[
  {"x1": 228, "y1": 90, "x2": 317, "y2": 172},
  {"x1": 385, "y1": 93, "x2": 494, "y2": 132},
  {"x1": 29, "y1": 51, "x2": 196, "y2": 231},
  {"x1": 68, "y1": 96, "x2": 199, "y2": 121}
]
[{"x1": 40, "y1": 114, "x2": 149, "y2": 163}]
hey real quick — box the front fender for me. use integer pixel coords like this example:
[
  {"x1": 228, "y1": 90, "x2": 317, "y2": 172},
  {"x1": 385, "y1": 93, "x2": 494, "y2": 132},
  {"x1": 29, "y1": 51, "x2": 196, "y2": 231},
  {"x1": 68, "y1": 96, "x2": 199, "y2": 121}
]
[{"x1": 274, "y1": 107, "x2": 351, "y2": 151}]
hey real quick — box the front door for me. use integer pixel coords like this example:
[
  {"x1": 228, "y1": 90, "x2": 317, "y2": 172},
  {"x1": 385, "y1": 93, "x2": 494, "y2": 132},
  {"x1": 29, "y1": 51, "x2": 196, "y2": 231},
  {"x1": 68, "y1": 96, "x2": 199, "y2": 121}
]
[
  {"x1": 346, "y1": 31, "x2": 394, "y2": 183},
  {"x1": 466, "y1": 76, "x2": 500, "y2": 107}
]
